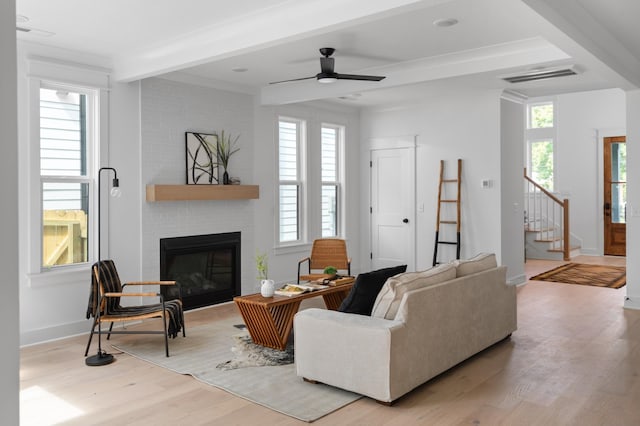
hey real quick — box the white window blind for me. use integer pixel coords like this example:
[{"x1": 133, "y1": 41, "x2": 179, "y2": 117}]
[
  {"x1": 278, "y1": 119, "x2": 302, "y2": 243},
  {"x1": 321, "y1": 125, "x2": 340, "y2": 237}
]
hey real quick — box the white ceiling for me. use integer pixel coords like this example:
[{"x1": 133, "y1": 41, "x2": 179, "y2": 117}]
[{"x1": 15, "y1": 0, "x2": 640, "y2": 106}]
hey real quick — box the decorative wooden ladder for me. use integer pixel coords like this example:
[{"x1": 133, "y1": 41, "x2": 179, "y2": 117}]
[{"x1": 433, "y1": 159, "x2": 462, "y2": 266}]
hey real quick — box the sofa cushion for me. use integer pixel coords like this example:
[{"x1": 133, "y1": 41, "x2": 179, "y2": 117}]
[
  {"x1": 338, "y1": 265, "x2": 407, "y2": 315},
  {"x1": 454, "y1": 253, "x2": 497, "y2": 277},
  {"x1": 371, "y1": 263, "x2": 456, "y2": 320}
]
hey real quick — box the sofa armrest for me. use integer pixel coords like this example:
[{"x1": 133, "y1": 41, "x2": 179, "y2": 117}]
[{"x1": 294, "y1": 308, "x2": 407, "y2": 402}]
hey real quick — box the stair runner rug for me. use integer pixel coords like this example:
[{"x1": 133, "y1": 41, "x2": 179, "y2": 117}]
[
  {"x1": 530, "y1": 263, "x2": 626, "y2": 289},
  {"x1": 112, "y1": 316, "x2": 361, "y2": 422}
]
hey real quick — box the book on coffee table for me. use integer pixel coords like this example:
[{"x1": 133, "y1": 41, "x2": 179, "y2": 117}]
[{"x1": 275, "y1": 283, "x2": 327, "y2": 296}]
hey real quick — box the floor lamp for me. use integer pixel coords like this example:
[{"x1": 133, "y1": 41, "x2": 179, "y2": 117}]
[{"x1": 85, "y1": 167, "x2": 121, "y2": 366}]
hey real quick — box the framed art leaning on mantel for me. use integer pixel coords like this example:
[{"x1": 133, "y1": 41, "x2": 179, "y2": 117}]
[{"x1": 186, "y1": 132, "x2": 218, "y2": 184}]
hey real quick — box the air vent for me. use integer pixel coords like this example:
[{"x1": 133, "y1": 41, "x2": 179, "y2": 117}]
[{"x1": 502, "y1": 67, "x2": 578, "y2": 83}]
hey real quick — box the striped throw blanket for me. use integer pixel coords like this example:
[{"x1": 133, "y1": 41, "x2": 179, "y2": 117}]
[{"x1": 86, "y1": 260, "x2": 184, "y2": 338}]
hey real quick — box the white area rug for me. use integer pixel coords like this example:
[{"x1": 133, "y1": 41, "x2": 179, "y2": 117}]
[{"x1": 112, "y1": 317, "x2": 361, "y2": 422}]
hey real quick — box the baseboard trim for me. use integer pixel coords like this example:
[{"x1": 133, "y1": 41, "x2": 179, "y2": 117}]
[
  {"x1": 507, "y1": 274, "x2": 527, "y2": 286},
  {"x1": 21, "y1": 320, "x2": 89, "y2": 347},
  {"x1": 624, "y1": 297, "x2": 640, "y2": 310}
]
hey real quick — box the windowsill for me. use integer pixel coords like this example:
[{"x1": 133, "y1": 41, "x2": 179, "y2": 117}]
[
  {"x1": 274, "y1": 242, "x2": 312, "y2": 256},
  {"x1": 27, "y1": 264, "x2": 91, "y2": 288},
  {"x1": 274, "y1": 237, "x2": 348, "y2": 256}
]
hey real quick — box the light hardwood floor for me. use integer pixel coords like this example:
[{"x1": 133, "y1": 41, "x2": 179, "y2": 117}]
[{"x1": 20, "y1": 256, "x2": 640, "y2": 425}]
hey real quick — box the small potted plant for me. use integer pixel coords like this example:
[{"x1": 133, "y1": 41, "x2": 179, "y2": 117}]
[
  {"x1": 256, "y1": 250, "x2": 274, "y2": 297},
  {"x1": 323, "y1": 266, "x2": 338, "y2": 279},
  {"x1": 216, "y1": 130, "x2": 240, "y2": 185}
]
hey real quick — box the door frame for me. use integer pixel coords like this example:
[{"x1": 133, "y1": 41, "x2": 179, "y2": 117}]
[
  {"x1": 368, "y1": 136, "x2": 417, "y2": 272},
  {"x1": 603, "y1": 135, "x2": 626, "y2": 256},
  {"x1": 596, "y1": 128, "x2": 626, "y2": 255}
]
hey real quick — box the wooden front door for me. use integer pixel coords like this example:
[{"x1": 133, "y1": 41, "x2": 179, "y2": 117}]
[{"x1": 604, "y1": 136, "x2": 626, "y2": 256}]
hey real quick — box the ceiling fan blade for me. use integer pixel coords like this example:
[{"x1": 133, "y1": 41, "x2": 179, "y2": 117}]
[
  {"x1": 268, "y1": 76, "x2": 316, "y2": 85},
  {"x1": 320, "y1": 57, "x2": 335, "y2": 74},
  {"x1": 336, "y1": 74, "x2": 386, "y2": 81},
  {"x1": 270, "y1": 47, "x2": 386, "y2": 85}
]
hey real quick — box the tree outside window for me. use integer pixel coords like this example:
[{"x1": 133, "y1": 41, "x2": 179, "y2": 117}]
[
  {"x1": 530, "y1": 140, "x2": 553, "y2": 191},
  {"x1": 526, "y1": 100, "x2": 555, "y2": 191},
  {"x1": 528, "y1": 102, "x2": 553, "y2": 128}
]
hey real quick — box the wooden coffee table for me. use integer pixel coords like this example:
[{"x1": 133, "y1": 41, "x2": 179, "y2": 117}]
[{"x1": 233, "y1": 278, "x2": 354, "y2": 350}]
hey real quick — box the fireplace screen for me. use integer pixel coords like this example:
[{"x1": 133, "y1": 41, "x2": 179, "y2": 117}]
[{"x1": 160, "y1": 232, "x2": 240, "y2": 310}]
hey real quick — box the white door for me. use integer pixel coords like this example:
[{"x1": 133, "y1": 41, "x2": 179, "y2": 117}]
[{"x1": 370, "y1": 147, "x2": 415, "y2": 271}]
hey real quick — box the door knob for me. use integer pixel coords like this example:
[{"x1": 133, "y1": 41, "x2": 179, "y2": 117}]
[{"x1": 402, "y1": 218, "x2": 409, "y2": 223}]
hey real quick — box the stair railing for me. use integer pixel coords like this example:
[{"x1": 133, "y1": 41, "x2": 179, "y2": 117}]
[{"x1": 524, "y1": 169, "x2": 570, "y2": 261}]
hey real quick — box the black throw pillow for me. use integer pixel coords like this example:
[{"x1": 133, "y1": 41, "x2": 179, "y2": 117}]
[{"x1": 338, "y1": 264, "x2": 408, "y2": 316}]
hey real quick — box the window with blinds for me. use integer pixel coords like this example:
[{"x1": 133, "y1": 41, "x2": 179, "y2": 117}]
[
  {"x1": 278, "y1": 118, "x2": 304, "y2": 243},
  {"x1": 321, "y1": 124, "x2": 342, "y2": 237},
  {"x1": 40, "y1": 86, "x2": 94, "y2": 268}
]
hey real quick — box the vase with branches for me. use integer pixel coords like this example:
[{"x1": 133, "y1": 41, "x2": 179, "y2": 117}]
[
  {"x1": 216, "y1": 130, "x2": 240, "y2": 184},
  {"x1": 256, "y1": 250, "x2": 268, "y2": 281},
  {"x1": 255, "y1": 250, "x2": 274, "y2": 297}
]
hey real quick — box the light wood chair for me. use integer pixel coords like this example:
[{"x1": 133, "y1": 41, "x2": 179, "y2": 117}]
[
  {"x1": 297, "y1": 238, "x2": 351, "y2": 283},
  {"x1": 85, "y1": 260, "x2": 185, "y2": 358}
]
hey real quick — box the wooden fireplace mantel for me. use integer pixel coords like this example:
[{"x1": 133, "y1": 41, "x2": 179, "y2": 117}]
[{"x1": 146, "y1": 184, "x2": 259, "y2": 202}]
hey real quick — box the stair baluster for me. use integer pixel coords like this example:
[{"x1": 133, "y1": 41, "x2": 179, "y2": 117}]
[{"x1": 524, "y1": 169, "x2": 571, "y2": 261}]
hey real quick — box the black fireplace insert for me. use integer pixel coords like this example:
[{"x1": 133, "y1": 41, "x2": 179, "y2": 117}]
[{"x1": 160, "y1": 232, "x2": 241, "y2": 310}]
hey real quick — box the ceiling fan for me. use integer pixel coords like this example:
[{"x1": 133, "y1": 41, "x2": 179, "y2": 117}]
[{"x1": 269, "y1": 47, "x2": 386, "y2": 85}]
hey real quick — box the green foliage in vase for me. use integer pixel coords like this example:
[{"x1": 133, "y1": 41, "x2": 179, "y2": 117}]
[
  {"x1": 255, "y1": 250, "x2": 268, "y2": 280},
  {"x1": 216, "y1": 130, "x2": 240, "y2": 173}
]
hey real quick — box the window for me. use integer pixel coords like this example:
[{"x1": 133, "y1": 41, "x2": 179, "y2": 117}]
[
  {"x1": 39, "y1": 85, "x2": 96, "y2": 268},
  {"x1": 277, "y1": 117, "x2": 346, "y2": 246},
  {"x1": 526, "y1": 100, "x2": 555, "y2": 191},
  {"x1": 278, "y1": 118, "x2": 305, "y2": 244},
  {"x1": 321, "y1": 124, "x2": 343, "y2": 237},
  {"x1": 528, "y1": 102, "x2": 553, "y2": 129}
]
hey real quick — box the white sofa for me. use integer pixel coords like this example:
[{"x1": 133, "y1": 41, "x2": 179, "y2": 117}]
[{"x1": 294, "y1": 254, "x2": 517, "y2": 403}]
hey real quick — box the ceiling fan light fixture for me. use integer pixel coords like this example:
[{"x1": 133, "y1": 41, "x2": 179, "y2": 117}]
[
  {"x1": 317, "y1": 73, "x2": 337, "y2": 84},
  {"x1": 269, "y1": 47, "x2": 386, "y2": 85}
]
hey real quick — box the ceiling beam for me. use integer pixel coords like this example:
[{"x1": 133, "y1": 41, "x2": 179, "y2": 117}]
[
  {"x1": 260, "y1": 37, "x2": 570, "y2": 105},
  {"x1": 113, "y1": 0, "x2": 453, "y2": 82},
  {"x1": 522, "y1": 0, "x2": 640, "y2": 90}
]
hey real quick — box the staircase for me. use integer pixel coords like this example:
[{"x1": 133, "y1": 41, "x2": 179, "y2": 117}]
[{"x1": 524, "y1": 170, "x2": 580, "y2": 261}]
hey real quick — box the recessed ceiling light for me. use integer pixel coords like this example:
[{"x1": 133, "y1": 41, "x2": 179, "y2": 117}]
[
  {"x1": 338, "y1": 93, "x2": 362, "y2": 101},
  {"x1": 232, "y1": 68, "x2": 248, "y2": 73},
  {"x1": 16, "y1": 14, "x2": 29, "y2": 23},
  {"x1": 433, "y1": 18, "x2": 458, "y2": 28}
]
